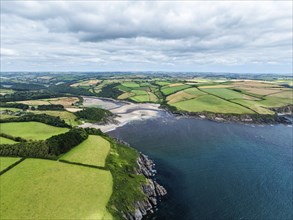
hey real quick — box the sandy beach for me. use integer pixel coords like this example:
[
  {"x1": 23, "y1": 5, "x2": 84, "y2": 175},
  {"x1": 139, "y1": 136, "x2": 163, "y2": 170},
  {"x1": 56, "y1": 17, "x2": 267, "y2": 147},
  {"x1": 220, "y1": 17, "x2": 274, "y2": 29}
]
[{"x1": 80, "y1": 97, "x2": 163, "y2": 132}]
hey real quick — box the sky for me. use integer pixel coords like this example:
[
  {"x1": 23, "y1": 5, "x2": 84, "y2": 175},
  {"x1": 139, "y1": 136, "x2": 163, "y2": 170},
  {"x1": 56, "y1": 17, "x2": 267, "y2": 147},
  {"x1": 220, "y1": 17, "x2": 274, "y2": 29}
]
[{"x1": 0, "y1": 0, "x2": 292, "y2": 74}]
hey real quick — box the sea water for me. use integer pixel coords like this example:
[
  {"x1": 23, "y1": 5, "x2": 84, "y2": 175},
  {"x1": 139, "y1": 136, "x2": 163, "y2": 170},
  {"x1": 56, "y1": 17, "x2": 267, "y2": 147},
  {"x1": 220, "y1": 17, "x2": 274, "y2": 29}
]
[{"x1": 109, "y1": 115, "x2": 293, "y2": 220}]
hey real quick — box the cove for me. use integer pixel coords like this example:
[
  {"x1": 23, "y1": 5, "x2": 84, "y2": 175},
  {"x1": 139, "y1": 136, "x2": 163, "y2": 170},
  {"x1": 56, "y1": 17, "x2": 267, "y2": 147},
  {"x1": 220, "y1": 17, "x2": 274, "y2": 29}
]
[{"x1": 109, "y1": 114, "x2": 293, "y2": 220}]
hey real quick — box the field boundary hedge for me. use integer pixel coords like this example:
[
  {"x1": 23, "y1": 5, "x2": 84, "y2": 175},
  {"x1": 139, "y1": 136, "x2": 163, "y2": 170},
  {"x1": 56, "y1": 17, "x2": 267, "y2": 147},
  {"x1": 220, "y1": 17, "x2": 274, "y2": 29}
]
[{"x1": 0, "y1": 158, "x2": 26, "y2": 175}]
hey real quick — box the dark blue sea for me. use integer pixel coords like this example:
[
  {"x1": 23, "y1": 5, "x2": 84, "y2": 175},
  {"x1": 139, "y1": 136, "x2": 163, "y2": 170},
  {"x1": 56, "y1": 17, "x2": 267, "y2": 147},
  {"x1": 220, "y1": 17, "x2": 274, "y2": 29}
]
[{"x1": 109, "y1": 114, "x2": 293, "y2": 220}]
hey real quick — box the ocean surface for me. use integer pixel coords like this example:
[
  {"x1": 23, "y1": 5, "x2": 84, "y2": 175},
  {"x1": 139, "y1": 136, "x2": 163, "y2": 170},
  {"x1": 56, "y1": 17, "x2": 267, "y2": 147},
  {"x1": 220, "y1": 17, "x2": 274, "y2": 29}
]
[{"x1": 109, "y1": 113, "x2": 293, "y2": 220}]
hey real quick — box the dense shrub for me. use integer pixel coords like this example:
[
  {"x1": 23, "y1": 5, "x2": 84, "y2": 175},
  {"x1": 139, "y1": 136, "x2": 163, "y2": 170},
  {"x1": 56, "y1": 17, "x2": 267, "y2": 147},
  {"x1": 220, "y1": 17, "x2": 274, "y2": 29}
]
[
  {"x1": 46, "y1": 128, "x2": 88, "y2": 155},
  {"x1": 37, "y1": 104, "x2": 64, "y2": 110},
  {"x1": 84, "y1": 127, "x2": 104, "y2": 136},
  {"x1": 0, "y1": 82, "x2": 46, "y2": 91},
  {"x1": 0, "y1": 102, "x2": 29, "y2": 110},
  {"x1": 0, "y1": 128, "x2": 88, "y2": 158},
  {"x1": 97, "y1": 83, "x2": 123, "y2": 99},
  {"x1": 75, "y1": 107, "x2": 112, "y2": 123},
  {"x1": 48, "y1": 84, "x2": 93, "y2": 96},
  {"x1": 0, "y1": 141, "x2": 52, "y2": 159},
  {"x1": 0, "y1": 113, "x2": 70, "y2": 128},
  {"x1": 0, "y1": 90, "x2": 59, "y2": 102},
  {"x1": 0, "y1": 133, "x2": 27, "y2": 142}
]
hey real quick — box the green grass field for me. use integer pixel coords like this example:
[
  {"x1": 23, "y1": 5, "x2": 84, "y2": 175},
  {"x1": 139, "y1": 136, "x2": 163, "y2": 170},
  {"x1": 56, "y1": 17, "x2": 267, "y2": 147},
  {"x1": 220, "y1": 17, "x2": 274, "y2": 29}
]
[
  {"x1": 200, "y1": 88, "x2": 258, "y2": 100},
  {"x1": 30, "y1": 110, "x2": 80, "y2": 126},
  {"x1": 0, "y1": 157, "x2": 21, "y2": 172},
  {"x1": 161, "y1": 85, "x2": 190, "y2": 95},
  {"x1": 61, "y1": 135, "x2": 110, "y2": 167},
  {"x1": 0, "y1": 159, "x2": 113, "y2": 219},
  {"x1": 0, "y1": 136, "x2": 17, "y2": 144},
  {"x1": 172, "y1": 95, "x2": 254, "y2": 114},
  {"x1": 232, "y1": 99, "x2": 274, "y2": 114},
  {"x1": 0, "y1": 107, "x2": 21, "y2": 112},
  {"x1": 0, "y1": 122, "x2": 69, "y2": 140},
  {"x1": 121, "y1": 82, "x2": 140, "y2": 88}
]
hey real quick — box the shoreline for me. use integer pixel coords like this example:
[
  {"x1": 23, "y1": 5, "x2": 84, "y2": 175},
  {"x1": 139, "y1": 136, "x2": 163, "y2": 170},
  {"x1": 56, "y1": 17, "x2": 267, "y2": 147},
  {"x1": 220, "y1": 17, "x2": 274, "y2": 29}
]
[
  {"x1": 110, "y1": 137, "x2": 167, "y2": 220},
  {"x1": 80, "y1": 97, "x2": 293, "y2": 133}
]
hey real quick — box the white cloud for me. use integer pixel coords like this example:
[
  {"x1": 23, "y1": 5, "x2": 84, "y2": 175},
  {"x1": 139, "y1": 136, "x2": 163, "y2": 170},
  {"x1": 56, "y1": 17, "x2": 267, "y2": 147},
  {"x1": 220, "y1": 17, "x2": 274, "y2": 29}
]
[{"x1": 0, "y1": 1, "x2": 292, "y2": 73}]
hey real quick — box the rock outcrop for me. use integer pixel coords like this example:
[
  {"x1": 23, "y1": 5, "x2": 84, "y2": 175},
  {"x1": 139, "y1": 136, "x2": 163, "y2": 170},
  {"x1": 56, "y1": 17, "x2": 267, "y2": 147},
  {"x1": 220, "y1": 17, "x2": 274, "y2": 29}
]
[{"x1": 126, "y1": 153, "x2": 167, "y2": 220}]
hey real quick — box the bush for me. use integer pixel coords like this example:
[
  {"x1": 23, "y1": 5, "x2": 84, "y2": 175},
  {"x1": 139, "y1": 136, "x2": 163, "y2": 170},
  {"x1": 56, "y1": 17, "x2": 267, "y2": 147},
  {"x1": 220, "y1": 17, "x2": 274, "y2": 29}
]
[
  {"x1": 0, "y1": 102, "x2": 29, "y2": 110},
  {"x1": 0, "y1": 141, "x2": 52, "y2": 159},
  {"x1": 0, "y1": 113, "x2": 70, "y2": 128},
  {"x1": 37, "y1": 104, "x2": 64, "y2": 111},
  {"x1": 75, "y1": 107, "x2": 113, "y2": 123},
  {"x1": 46, "y1": 128, "x2": 88, "y2": 155}
]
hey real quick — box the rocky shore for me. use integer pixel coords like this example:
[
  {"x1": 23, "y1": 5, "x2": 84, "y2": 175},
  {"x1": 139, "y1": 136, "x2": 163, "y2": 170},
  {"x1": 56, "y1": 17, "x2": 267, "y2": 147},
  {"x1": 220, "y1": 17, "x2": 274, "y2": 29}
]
[
  {"x1": 124, "y1": 153, "x2": 167, "y2": 220},
  {"x1": 161, "y1": 104, "x2": 293, "y2": 125}
]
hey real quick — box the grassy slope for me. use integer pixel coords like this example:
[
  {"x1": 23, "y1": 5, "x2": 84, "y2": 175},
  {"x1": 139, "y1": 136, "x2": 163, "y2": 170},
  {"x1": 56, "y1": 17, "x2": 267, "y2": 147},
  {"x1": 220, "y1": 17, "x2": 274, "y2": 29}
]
[
  {"x1": 232, "y1": 99, "x2": 274, "y2": 115},
  {"x1": 172, "y1": 95, "x2": 254, "y2": 114},
  {"x1": 0, "y1": 122, "x2": 69, "y2": 140},
  {"x1": 0, "y1": 159, "x2": 113, "y2": 220},
  {"x1": 0, "y1": 157, "x2": 21, "y2": 172},
  {"x1": 61, "y1": 135, "x2": 110, "y2": 167},
  {"x1": 0, "y1": 136, "x2": 17, "y2": 144},
  {"x1": 105, "y1": 136, "x2": 147, "y2": 219},
  {"x1": 161, "y1": 85, "x2": 190, "y2": 95},
  {"x1": 200, "y1": 88, "x2": 258, "y2": 100}
]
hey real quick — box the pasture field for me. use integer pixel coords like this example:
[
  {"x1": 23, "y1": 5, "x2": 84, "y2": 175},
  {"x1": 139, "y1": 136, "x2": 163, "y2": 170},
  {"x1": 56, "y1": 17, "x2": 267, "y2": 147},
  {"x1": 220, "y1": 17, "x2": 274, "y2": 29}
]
[
  {"x1": 232, "y1": 99, "x2": 274, "y2": 115},
  {"x1": 121, "y1": 82, "x2": 140, "y2": 88},
  {"x1": 267, "y1": 90, "x2": 293, "y2": 99},
  {"x1": 30, "y1": 110, "x2": 79, "y2": 126},
  {"x1": 258, "y1": 96, "x2": 293, "y2": 108},
  {"x1": 167, "y1": 88, "x2": 205, "y2": 104},
  {"x1": 161, "y1": 84, "x2": 190, "y2": 95},
  {"x1": 0, "y1": 136, "x2": 17, "y2": 144},
  {"x1": 200, "y1": 88, "x2": 258, "y2": 100},
  {"x1": 18, "y1": 97, "x2": 79, "y2": 108},
  {"x1": 71, "y1": 79, "x2": 101, "y2": 87},
  {"x1": 0, "y1": 89, "x2": 14, "y2": 95},
  {"x1": 117, "y1": 92, "x2": 134, "y2": 99},
  {"x1": 155, "y1": 81, "x2": 171, "y2": 86},
  {"x1": 172, "y1": 95, "x2": 254, "y2": 114},
  {"x1": 130, "y1": 94, "x2": 150, "y2": 102},
  {"x1": 0, "y1": 157, "x2": 21, "y2": 172},
  {"x1": 0, "y1": 107, "x2": 21, "y2": 112},
  {"x1": 61, "y1": 135, "x2": 110, "y2": 167},
  {"x1": 0, "y1": 122, "x2": 69, "y2": 140},
  {"x1": 0, "y1": 159, "x2": 113, "y2": 220}
]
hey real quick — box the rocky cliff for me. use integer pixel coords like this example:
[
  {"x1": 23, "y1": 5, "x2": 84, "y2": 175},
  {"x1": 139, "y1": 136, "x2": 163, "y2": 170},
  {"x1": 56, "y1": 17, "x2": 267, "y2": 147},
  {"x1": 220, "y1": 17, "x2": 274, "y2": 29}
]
[{"x1": 124, "y1": 153, "x2": 167, "y2": 220}]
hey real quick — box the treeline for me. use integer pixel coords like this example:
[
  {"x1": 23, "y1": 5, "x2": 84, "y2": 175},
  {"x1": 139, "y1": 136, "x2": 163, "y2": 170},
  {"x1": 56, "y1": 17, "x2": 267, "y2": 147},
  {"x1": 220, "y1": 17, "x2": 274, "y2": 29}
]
[
  {"x1": 0, "y1": 82, "x2": 46, "y2": 91},
  {"x1": 0, "y1": 141, "x2": 53, "y2": 159},
  {"x1": 35, "y1": 104, "x2": 64, "y2": 111},
  {"x1": 0, "y1": 128, "x2": 101, "y2": 159},
  {"x1": 0, "y1": 133, "x2": 27, "y2": 142},
  {"x1": 0, "y1": 84, "x2": 93, "y2": 102},
  {"x1": 0, "y1": 90, "x2": 59, "y2": 102},
  {"x1": 0, "y1": 113, "x2": 70, "y2": 128},
  {"x1": 75, "y1": 107, "x2": 113, "y2": 123},
  {"x1": 0, "y1": 102, "x2": 29, "y2": 110},
  {"x1": 97, "y1": 83, "x2": 123, "y2": 99},
  {"x1": 47, "y1": 128, "x2": 88, "y2": 155},
  {"x1": 48, "y1": 84, "x2": 93, "y2": 96}
]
